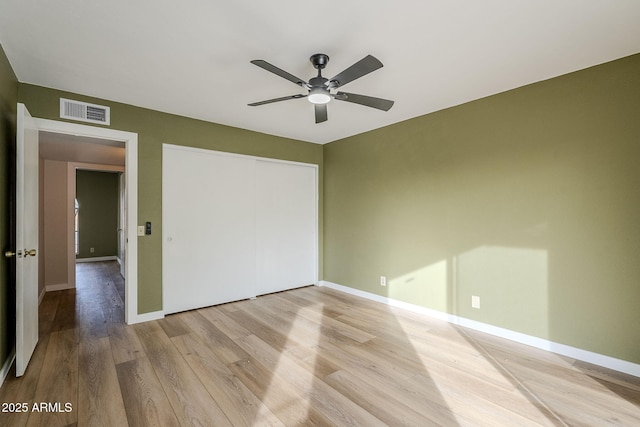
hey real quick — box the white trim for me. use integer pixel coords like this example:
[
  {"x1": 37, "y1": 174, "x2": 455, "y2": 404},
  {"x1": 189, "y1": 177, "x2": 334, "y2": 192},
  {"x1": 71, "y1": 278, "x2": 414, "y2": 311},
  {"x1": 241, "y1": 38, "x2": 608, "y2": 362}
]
[
  {"x1": 38, "y1": 287, "x2": 46, "y2": 305},
  {"x1": 127, "y1": 310, "x2": 164, "y2": 324},
  {"x1": 319, "y1": 280, "x2": 640, "y2": 378},
  {"x1": 46, "y1": 283, "x2": 74, "y2": 292},
  {"x1": 0, "y1": 348, "x2": 16, "y2": 388},
  {"x1": 34, "y1": 118, "x2": 140, "y2": 324},
  {"x1": 76, "y1": 256, "x2": 118, "y2": 263}
]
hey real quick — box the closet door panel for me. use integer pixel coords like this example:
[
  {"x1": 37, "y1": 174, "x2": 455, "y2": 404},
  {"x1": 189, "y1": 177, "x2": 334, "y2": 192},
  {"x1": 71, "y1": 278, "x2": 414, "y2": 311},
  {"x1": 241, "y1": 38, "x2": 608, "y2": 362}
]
[
  {"x1": 255, "y1": 160, "x2": 317, "y2": 296},
  {"x1": 163, "y1": 146, "x2": 256, "y2": 314}
]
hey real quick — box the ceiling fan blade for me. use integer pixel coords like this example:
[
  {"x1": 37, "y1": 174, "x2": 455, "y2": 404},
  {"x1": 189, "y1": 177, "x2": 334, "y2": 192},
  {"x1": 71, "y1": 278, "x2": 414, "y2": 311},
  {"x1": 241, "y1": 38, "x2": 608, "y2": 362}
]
[
  {"x1": 328, "y1": 55, "x2": 383, "y2": 88},
  {"x1": 315, "y1": 104, "x2": 328, "y2": 123},
  {"x1": 334, "y1": 92, "x2": 394, "y2": 111},
  {"x1": 250, "y1": 60, "x2": 309, "y2": 88},
  {"x1": 248, "y1": 94, "x2": 307, "y2": 106}
]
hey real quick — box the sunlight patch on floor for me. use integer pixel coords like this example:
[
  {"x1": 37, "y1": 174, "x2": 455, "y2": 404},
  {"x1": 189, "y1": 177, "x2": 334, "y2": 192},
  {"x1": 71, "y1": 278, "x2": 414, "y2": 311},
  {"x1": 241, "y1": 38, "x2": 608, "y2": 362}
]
[
  {"x1": 395, "y1": 312, "x2": 563, "y2": 425},
  {"x1": 261, "y1": 303, "x2": 324, "y2": 422}
]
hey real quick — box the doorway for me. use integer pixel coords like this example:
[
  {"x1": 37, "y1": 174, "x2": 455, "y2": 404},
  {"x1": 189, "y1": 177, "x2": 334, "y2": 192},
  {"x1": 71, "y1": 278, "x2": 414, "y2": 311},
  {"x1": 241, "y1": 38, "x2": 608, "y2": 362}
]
[
  {"x1": 74, "y1": 168, "x2": 125, "y2": 306},
  {"x1": 40, "y1": 132, "x2": 125, "y2": 292},
  {"x1": 34, "y1": 118, "x2": 139, "y2": 324}
]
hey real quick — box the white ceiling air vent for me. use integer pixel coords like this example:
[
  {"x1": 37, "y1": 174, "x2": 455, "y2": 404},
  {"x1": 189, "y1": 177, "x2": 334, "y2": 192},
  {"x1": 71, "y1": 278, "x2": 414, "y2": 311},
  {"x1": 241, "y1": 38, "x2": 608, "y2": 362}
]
[{"x1": 60, "y1": 98, "x2": 110, "y2": 125}]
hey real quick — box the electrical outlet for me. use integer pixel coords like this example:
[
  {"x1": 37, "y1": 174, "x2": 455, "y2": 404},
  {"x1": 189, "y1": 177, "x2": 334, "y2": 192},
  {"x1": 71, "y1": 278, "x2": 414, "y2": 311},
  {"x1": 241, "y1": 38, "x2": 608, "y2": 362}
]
[
  {"x1": 90, "y1": 247, "x2": 94, "y2": 253},
  {"x1": 472, "y1": 295, "x2": 481, "y2": 309},
  {"x1": 380, "y1": 276, "x2": 387, "y2": 287}
]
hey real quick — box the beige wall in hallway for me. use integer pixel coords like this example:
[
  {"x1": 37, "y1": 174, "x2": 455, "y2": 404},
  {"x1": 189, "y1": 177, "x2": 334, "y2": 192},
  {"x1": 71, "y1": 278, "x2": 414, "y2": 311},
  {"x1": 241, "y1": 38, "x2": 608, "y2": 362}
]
[{"x1": 43, "y1": 159, "x2": 68, "y2": 291}]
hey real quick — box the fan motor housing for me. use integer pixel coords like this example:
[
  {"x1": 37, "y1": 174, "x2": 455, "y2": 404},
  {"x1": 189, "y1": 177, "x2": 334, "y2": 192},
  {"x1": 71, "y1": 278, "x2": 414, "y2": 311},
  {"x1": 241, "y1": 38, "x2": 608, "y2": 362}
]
[{"x1": 310, "y1": 53, "x2": 329, "y2": 69}]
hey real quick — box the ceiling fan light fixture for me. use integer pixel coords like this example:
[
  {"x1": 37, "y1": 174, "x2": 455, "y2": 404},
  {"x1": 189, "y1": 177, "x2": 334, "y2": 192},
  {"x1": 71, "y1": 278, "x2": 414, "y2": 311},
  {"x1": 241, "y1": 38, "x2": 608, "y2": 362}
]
[
  {"x1": 308, "y1": 88, "x2": 331, "y2": 104},
  {"x1": 249, "y1": 54, "x2": 393, "y2": 123}
]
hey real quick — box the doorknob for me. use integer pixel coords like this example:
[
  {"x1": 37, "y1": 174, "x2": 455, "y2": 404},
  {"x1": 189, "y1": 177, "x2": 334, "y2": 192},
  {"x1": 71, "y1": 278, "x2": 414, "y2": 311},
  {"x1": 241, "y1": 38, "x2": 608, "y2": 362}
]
[
  {"x1": 24, "y1": 249, "x2": 36, "y2": 257},
  {"x1": 4, "y1": 250, "x2": 23, "y2": 258}
]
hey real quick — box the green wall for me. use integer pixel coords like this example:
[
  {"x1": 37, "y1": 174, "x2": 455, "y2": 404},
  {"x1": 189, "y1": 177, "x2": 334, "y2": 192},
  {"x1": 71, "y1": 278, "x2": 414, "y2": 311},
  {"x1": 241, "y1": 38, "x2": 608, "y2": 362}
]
[
  {"x1": 10, "y1": 51, "x2": 640, "y2": 367},
  {"x1": 0, "y1": 44, "x2": 18, "y2": 372},
  {"x1": 76, "y1": 170, "x2": 119, "y2": 259},
  {"x1": 19, "y1": 84, "x2": 323, "y2": 314},
  {"x1": 324, "y1": 54, "x2": 640, "y2": 364}
]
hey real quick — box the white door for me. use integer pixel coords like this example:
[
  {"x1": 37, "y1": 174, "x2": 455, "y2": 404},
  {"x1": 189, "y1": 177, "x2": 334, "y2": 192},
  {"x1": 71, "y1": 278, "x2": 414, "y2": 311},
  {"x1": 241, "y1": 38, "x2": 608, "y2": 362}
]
[
  {"x1": 255, "y1": 160, "x2": 317, "y2": 295},
  {"x1": 15, "y1": 104, "x2": 39, "y2": 376},
  {"x1": 163, "y1": 146, "x2": 256, "y2": 314}
]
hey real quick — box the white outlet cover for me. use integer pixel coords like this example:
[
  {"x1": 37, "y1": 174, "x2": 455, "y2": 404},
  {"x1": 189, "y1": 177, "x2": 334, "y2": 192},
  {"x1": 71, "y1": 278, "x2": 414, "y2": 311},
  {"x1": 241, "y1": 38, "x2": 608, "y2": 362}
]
[
  {"x1": 380, "y1": 276, "x2": 387, "y2": 286},
  {"x1": 472, "y1": 296, "x2": 481, "y2": 309},
  {"x1": 137, "y1": 225, "x2": 145, "y2": 236}
]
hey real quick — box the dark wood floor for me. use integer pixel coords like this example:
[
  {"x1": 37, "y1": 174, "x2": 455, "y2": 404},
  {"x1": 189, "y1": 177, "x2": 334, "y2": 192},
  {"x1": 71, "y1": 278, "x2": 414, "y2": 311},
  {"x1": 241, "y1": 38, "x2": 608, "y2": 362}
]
[{"x1": 1, "y1": 261, "x2": 639, "y2": 426}]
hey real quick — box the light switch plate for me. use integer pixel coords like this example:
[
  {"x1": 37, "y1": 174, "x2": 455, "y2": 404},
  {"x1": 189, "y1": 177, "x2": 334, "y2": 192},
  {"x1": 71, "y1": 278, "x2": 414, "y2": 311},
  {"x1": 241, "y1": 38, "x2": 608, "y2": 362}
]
[{"x1": 137, "y1": 226, "x2": 145, "y2": 236}]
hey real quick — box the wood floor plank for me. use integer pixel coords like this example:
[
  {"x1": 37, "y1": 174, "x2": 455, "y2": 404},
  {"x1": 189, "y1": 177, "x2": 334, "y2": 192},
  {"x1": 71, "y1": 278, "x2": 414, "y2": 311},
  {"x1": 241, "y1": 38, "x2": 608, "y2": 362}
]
[
  {"x1": 227, "y1": 356, "x2": 333, "y2": 426},
  {"x1": 283, "y1": 344, "x2": 341, "y2": 379},
  {"x1": 38, "y1": 292, "x2": 60, "y2": 337},
  {"x1": 179, "y1": 310, "x2": 249, "y2": 364},
  {"x1": 133, "y1": 321, "x2": 233, "y2": 426},
  {"x1": 172, "y1": 332, "x2": 284, "y2": 427},
  {"x1": 157, "y1": 313, "x2": 191, "y2": 338},
  {"x1": 324, "y1": 369, "x2": 442, "y2": 427},
  {"x1": 76, "y1": 298, "x2": 108, "y2": 341},
  {"x1": 26, "y1": 329, "x2": 78, "y2": 427},
  {"x1": 196, "y1": 305, "x2": 251, "y2": 340},
  {"x1": 499, "y1": 357, "x2": 640, "y2": 425},
  {"x1": 572, "y1": 360, "x2": 640, "y2": 392},
  {"x1": 277, "y1": 289, "x2": 347, "y2": 318},
  {"x1": 0, "y1": 335, "x2": 50, "y2": 427},
  {"x1": 240, "y1": 299, "x2": 335, "y2": 349},
  {"x1": 236, "y1": 333, "x2": 387, "y2": 426},
  {"x1": 2, "y1": 262, "x2": 639, "y2": 427},
  {"x1": 260, "y1": 294, "x2": 377, "y2": 344},
  {"x1": 225, "y1": 308, "x2": 292, "y2": 352},
  {"x1": 78, "y1": 337, "x2": 128, "y2": 427},
  {"x1": 100, "y1": 280, "x2": 125, "y2": 325},
  {"x1": 409, "y1": 371, "x2": 550, "y2": 427},
  {"x1": 115, "y1": 357, "x2": 181, "y2": 427},
  {"x1": 107, "y1": 322, "x2": 146, "y2": 365},
  {"x1": 50, "y1": 290, "x2": 77, "y2": 332}
]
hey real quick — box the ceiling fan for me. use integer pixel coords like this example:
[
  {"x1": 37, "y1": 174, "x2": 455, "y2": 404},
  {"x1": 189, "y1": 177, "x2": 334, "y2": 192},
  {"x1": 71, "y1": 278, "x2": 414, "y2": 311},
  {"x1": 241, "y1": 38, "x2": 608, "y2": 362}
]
[{"x1": 248, "y1": 53, "x2": 394, "y2": 123}]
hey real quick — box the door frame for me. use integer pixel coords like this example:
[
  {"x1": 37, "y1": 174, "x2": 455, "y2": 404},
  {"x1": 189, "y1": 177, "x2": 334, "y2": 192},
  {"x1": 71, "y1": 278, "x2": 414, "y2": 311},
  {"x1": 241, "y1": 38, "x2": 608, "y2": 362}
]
[{"x1": 34, "y1": 118, "x2": 141, "y2": 324}]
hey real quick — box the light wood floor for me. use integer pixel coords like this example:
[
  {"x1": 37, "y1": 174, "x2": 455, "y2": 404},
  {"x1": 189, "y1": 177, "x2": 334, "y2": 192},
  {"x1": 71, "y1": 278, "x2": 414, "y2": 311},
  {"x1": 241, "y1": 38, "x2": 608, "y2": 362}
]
[{"x1": 1, "y1": 262, "x2": 639, "y2": 426}]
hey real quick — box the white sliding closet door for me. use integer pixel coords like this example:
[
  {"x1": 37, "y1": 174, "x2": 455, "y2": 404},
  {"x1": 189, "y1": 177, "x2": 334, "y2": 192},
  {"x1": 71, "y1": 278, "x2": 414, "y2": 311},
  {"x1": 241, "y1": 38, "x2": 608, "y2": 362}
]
[
  {"x1": 163, "y1": 146, "x2": 256, "y2": 314},
  {"x1": 256, "y1": 160, "x2": 316, "y2": 295},
  {"x1": 163, "y1": 145, "x2": 317, "y2": 315}
]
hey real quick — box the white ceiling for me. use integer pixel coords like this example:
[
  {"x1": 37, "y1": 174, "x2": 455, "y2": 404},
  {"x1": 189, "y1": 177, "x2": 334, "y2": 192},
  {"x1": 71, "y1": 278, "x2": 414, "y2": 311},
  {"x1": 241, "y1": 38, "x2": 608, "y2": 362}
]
[
  {"x1": 39, "y1": 131, "x2": 125, "y2": 166},
  {"x1": 1, "y1": 1, "x2": 640, "y2": 144}
]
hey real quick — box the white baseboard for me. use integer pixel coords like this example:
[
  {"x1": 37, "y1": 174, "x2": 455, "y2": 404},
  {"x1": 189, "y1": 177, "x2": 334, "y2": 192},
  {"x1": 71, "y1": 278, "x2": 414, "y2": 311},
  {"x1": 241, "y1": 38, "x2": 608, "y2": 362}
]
[
  {"x1": 319, "y1": 280, "x2": 640, "y2": 378},
  {"x1": 46, "y1": 283, "x2": 74, "y2": 292},
  {"x1": 127, "y1": 310, "x2": 164, "y2": 325},
  {"x1": 0, "y1": 347, "x2": 16, "y2": 389},
  {"x1": 76, "y1": 256, "x2": 118, "y2": 263}
]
